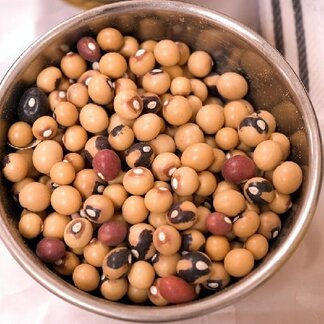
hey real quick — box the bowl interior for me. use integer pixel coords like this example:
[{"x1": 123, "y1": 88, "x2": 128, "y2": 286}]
[{"x1": 0, "y1": 1, "x2": 321, "y2": 322}]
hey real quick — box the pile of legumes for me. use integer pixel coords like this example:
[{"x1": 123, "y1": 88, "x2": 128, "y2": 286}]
[{"x1": 2, "y1": 26, "x2": 303, "y2": 305}]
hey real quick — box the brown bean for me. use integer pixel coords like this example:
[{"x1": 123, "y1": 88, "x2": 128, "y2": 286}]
[{"x1": 159, "y1": 275, "x2": 197, "y2": 304}]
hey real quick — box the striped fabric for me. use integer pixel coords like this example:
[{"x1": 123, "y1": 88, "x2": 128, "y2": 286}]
[{"x1": 259, "y1": 0, "x2": 324, "y2": 129}]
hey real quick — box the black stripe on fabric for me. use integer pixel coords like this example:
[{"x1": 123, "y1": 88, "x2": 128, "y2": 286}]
[
  {"x1": 292, "y1": 0, "x2": 310, "y2": 91},
  {"x1": 271, "y1": 0, "x2": 285, "y2": 56}
]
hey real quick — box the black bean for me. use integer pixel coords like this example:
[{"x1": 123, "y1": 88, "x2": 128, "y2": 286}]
[{"x1": 18, "y1": 87, "x2": 49, "y2": 124}]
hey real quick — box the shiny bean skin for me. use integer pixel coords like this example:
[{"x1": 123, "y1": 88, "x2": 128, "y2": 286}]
[
  {"x1": 159, "y1": 275, "x2": 197, "y2": 304},
  {"x1": 36, "y1": 237, "x2": 66, "y2": 263},
  {"x1": 221, "y1": 155, "x2": 257, "y2": 184},
  {"x1": 98, "y1": 220, "x2": 127, "y2": 246},
  {"x1": 18, "y1": 87, "x2": 49, "y2": 124},
  {"x1": 92, "y1": 149, "x2": 121, "y2": 182},
  {"x1": 77, "y1": 36, "x2": 101, "y2": 62},
  {"x1": 206, "y1": 212, "x2": 233, "y2": 235}
]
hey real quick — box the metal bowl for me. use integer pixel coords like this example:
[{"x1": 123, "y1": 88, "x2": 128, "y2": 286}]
[{"x1": 0, "y1": 1, "x2": 322, "y2": 322}]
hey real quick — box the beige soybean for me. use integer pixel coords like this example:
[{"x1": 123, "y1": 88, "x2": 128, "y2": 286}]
[
  {"x1": 99, "y1": 52, "x2": 127, "y2": 79},
  {"x1": 170, "y1": 76, "x2": 191, "y2": 96},
  {"x1": 272, "y1": 161, "x2": 303, "y2": 194},
  {"x1": 151, "y1": 152, "x2": 181, "y2": 181},
  {"x1": 128, "y1": 261, "x2": 155, "y2": 289},
  {"x1": 60, "y1": 52, "x2": 87, "y2": 79},
  {"x1": 132, "y1": 113, "x2": 161, "y2": 141},
  {"x1": 123, "y1": 167, "x2": 154, "y2": 195},
  {"x1": 51, "y1": 185, "x2": 82, "y2": 215},
  {"x1": 36, "y1": 66, "x2": 62, "y2": 93},
  {"x1": 162, "y1": 65, "x2": 183, "y2": 80},
  {"x1": 215, "y1": 127, "x2": 239, "y2": 150},
  {"x1": 122, "y1": 195, "x2": 149, "y2": 224},
  {"x1": 223, "y1": 100, "x2": 250, "y2": 129},
  {"x1": 54, "y1": 101, "x2": 79, "y2": 127},
  {"x1": 216, "y1": 72, "x2": 248, "y2": 100},
  {"x1": 253, "y1": 140, "x2": 283, "y2": 171},
  {"x1": 187, "y1": 50, "x2": 213, "y2": 78},
  {"x1": 232, "y1": 210, "x2": 260, "y2": 238},
  {"x1": 2, "y1": 153, "x2": 29, "y2": 183},
  {"x1": 176, "y1": 41, "x2": 190, "y2": 65},
  {"x1": 213, "y1": 189, "x2": 246, "y2": 217},
  {"x1": 244, "y1": 234, "x2": 269, "y2": 260},
  {"x1": 66, "y1": 82, "x2": 89, "y2": 108},
  {"x1": 18, "y1": 212, "x2": 43, "y2": 239},
  {"x1": 119, "y1": 36, "x2": 139, "y2": 57},
  {"x1": 72, "y1": 264, "x2": 100, "y2": 292},
  {"x1": 171, "y1": 166, "x2": 199, "y2": 196},
  {"x1": 32, "y1": 140, "x2": 63, "y2": 174},
  {"x1": 114, "y1": 89, "x2": 143, "y2": 120},
  {"x1": 63, "y1": 125, "x2": 88, "y2": 152},
  {"x1": 8, "y1": 121, "x2": 33, "y2": 148},
  {"x1": 19, "y1": 182, "x2": 51, "y2": 212},
  {"x1": 190, "y1": 78, "x2": 208, "y2": 102},
  {"x1": 84, "y1": 239, "x2": 110, "y2": 267},
  {"x1": 79, "y1": 103, "x2": 109, "y2": 133},
  {"x1": 196, "y1": 104, "x2": 225, "y2": 134},
  {"x1": 154, "y1": 39, "x2": 180, "y2": 66},
  {"x1": 174, "y1": 123, "x2": 204, "y2": 152},
  {"x1": 50, "y1": 161, "x2": 76, "y2": 185},
  {"x1": 101, "y1": 278, "x2": 128, "y2": 301},
  {"x1": 97, "y1": 27, "x2": 124, "y2": 51},
  {"x1": 88, "y1": 74, "x2": 114, "y2": 105},
  {"x1": 149, "y1": 134, "x2": 176, "y2": 155},
  {"x1": 43, "y1": 212, "x2": 70, "y2": 239},
  {"x1": 142, "y1": 69, "x2": 171, "y2": 95},
  {"x1": 208, "y1": 148, "x2": 226, "y2": 173},
  {"x1": 32, "y1": 116, "x2": 58, "y2": 140},
  {"x1": 196, "y1": 171, "x2": 217, "y2": 196},
  {"x1": 129, "y1": 49, "x2": 156, "y2": 76},
  {"x1": 181, "y1": 143, "x2": 214, "y2": 172},
  {"x1": 205, "y1": 235, "x2": 230, "y2": 261},
  {"x1": 163, "y1": 95, "x2": 193, "y2": 126},
  {"x1": 144, "y1": 187, "x2": 173, "y2": 213},
  {"x1": 224, "y1": 248, "x2": 254, "y2": 277},
  {"x1": 270, "y1": 132, "x2": 290, "y2": 160},
  {"x1": 63, "y1": 153, "x2": 85, "y2": 173},
  {"x1": 103, "y1": 184, "x2": 128, "y2": 210}
]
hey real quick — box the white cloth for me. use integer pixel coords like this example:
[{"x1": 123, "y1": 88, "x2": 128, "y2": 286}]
[
  {"x1": 1, "y1": 1, "x2": 324, "y2": 324},
  {"x1": 259, "y1": 0, "x2": 324, "y2": 129}
]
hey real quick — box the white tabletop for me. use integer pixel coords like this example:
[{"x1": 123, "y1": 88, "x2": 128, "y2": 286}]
[{"x1": 0, "y1": 1, "x2": 323, "y2": 323}]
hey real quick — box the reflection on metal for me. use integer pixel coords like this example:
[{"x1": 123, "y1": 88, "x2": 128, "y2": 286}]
[
  {"x1": 272, "y1": 100, "x2": 303, "y2": 136},
  {"x1": 63, "y1": 0, "x2": 121, "y2": 9}
]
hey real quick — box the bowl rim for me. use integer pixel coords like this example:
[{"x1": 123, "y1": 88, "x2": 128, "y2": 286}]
[{"x1": 0, "y1": 0, "x2": 322, "y2": 322}]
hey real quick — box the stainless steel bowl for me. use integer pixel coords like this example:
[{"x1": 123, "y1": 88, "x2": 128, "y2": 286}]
[{"x1": 0, "y1": 1, "x2": 322, "y2": 322}]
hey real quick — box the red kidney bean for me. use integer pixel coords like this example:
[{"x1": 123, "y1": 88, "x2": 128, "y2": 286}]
[
  {"x1": 77, "y1": 36, "x2": 101, "y2": 62},
  {"x1": 206, "y1": 212, "x2": 232, "y2": 235},
  {"x1": 92, "y1": 149, "x2": 121, "y2": 181},
  {"x1": 221, "y1": 155, "x2": 256, "y2": 184},
  {"x1": 159, "y1": 275, "x2": 197, "y2": 304},
  {"x1": 148, "y1": 278, "x2": 169, "y2": 306},
  {"x1": 36, "y1": 237, "x2": 66, "y2": 263},
  {"x1": 98, "y1": 220, "x2": 127, "y2": 246}
]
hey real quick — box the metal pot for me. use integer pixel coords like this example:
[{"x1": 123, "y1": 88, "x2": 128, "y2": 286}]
[{"x1": 0, "y1": 1, "x2": 322, "y2": 322}]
